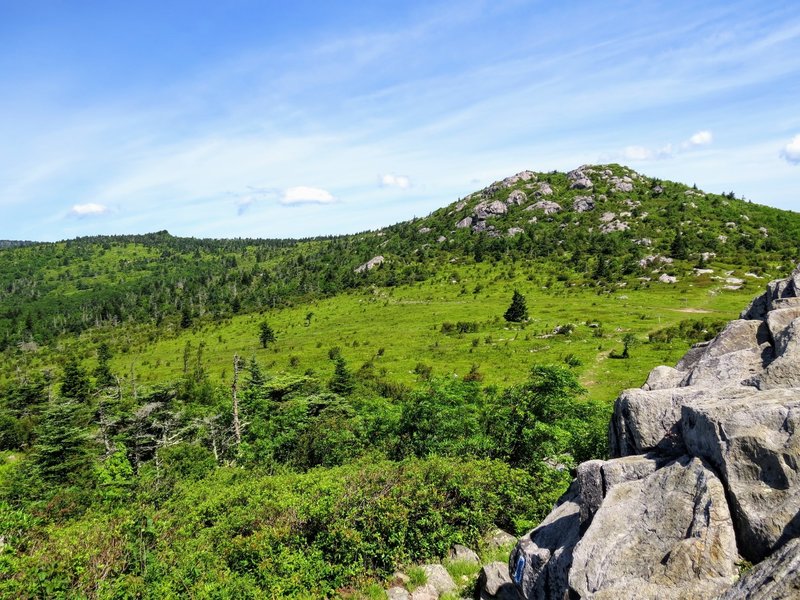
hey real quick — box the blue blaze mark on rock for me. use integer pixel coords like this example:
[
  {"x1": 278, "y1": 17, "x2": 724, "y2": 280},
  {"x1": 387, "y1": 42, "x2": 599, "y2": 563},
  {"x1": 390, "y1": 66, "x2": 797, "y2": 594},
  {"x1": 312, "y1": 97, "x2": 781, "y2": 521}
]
[{"x1": 513, "y1": 555, "x2": 526, "y2": 584}]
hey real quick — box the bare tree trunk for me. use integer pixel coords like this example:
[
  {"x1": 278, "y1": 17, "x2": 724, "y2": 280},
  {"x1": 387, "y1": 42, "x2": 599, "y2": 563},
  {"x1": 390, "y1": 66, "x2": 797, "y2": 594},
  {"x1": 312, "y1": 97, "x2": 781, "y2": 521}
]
[{"x1": 232, "y1": 354, "x2": 242, "y2": 447}]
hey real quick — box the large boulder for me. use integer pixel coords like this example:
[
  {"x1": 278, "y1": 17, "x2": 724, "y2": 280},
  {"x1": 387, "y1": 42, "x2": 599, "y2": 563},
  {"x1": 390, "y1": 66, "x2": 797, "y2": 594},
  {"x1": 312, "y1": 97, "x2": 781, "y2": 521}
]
[
  {"x1": 526, "y1": 200, "x2": 561, "y2": 215},
  {"x1": 682, "y1": 388, "x2": 800, "y2": 562},
  {"x1": 718, "y1": 537, "x2": 800, "y2": 599},
  {"x1": 568, "y1": 456, "x2": 738, "y2": 599},
  {"x1": 512, "y1": 262, "x2": 800, "y2": 599},
  {"x1": 478, "y1": 562, "x2": 519, "y2": 599}
]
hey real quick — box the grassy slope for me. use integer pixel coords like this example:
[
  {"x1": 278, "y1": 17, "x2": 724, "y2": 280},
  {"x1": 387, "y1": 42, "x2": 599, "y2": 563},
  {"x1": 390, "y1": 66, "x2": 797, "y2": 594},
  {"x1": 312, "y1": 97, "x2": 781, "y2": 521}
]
[{"x1": 21, "y1": 261, "x2": 756, "y2": 403}]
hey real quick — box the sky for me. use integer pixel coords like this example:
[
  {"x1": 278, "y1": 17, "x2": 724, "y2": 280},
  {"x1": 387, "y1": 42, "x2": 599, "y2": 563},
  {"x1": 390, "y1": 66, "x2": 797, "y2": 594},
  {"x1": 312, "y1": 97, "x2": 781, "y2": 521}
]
[{"x1": 1, "y1": 0, "x2": 799, "y2": 242}]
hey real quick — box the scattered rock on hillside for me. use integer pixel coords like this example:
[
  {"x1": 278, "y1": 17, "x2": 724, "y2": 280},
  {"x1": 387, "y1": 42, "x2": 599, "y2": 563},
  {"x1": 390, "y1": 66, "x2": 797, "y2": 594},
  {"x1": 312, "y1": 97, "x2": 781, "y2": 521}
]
[
  {"x1": 567, "y1": 168, "x2": 593, "y2": 190},
  {"x1": 474, "y1": 200, "x2": 508, "y2": 219},
  {"x1": 456, "y1": 217, "x2": 473, "y2": 229},
  {"x1": 507, "y1": 190, "x2": 527, "y2": 205},
  {"x1": 526, "y1": 200, "x2": 561, "y2": 215},
  {"x1": 572, "y1": 196, "x2": 595, "y2": 212},
  {"x1": 485, "y1": 528, "x2": 517, "y2": 550},
  {"x1": 507, "y1": 227, "x2": 524, "y2": 237},
  {"x1": 532, "y1": 182, "x2": 553, "y2": 196},
  {"x1": 354, "y1": 256, "x2": 385, "y2": 273},
  {"x1": 658, "y1": 273, "x2": 678, "y2": 284},
  {"x1": 600, "y1": 220, "x2": 629, "y2": 234}
]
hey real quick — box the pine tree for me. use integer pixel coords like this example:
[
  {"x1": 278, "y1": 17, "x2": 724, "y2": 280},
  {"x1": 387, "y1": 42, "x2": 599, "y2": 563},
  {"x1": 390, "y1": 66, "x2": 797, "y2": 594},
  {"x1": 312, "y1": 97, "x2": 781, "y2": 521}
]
[
  {"x1": 61, "y1": 356, "x2": 90, "y2": 402},
  {"x1": 504, "y1": 290, "x2": 529, "y2": 322},
  {"x1": 329, "y1": 357, "x2": 355, "y2": 395},
  {"x1": 259, "y1": 321, "x2": 276, "y2": 348},
  {"x1": 33, "y1": 399, "x2": 94, "y2": 483},
  {"x1": 94, "y1": 342, "x2": 115, "y2": 388}
]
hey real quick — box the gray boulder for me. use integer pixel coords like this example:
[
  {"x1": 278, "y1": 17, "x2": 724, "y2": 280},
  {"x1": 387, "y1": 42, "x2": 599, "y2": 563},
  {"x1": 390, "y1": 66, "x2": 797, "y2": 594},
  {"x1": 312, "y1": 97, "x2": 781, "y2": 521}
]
[
  {"x1": 717, "y1": 538, "x2": 800, "y2": 599},
  {"x1": 456, "y1": 216, "x2": 473, "y2": 229},
  {"x1": 410, "y1": 584, "x2": 439, "y2": 600},
  {"x1": 609, "y1": 386, "x2": 707, "y2": 457},
  {"x1": 642, "y1": 365, "x2": 684, "y2": 390},
  {"x1": 682, "y1": 388, "x2": 800, "y2": 562},
  {"x1": 354, "y1": 255, "x2": 385, "y2": 273},
  {"x1": 478, "y1": 562, "x2": 519, "y2": 599},
  {"x1": 568, "y1": 456, "x2": 738, "y2": 599},
  {"x1": 510, "y1": 482, "x2": 581, "y2": 600},
  {"x1": 507, "y1": 190, "x2": 527, "y2": 205},
  {"x1": 526, "y1": 200, "x2": 561, "y2": 215},
  {"x1": 572, "y1": 196, "x2": 595, "y2": 212},
  {"x1": 449, "y1": 544, "x2": 480, "y2": 564},
  {"x1": 422, "y1": 564, "x2": 457, "y2": 595},
  {"x1": 474, "y1": 200, "x2": 508, "y2": 219},
  {"x1": 484, "y1": 528, "x2": 517, "y2": 550},
  {"x1": 387, "y1": 587, "x2": 411, "y2": 600}
]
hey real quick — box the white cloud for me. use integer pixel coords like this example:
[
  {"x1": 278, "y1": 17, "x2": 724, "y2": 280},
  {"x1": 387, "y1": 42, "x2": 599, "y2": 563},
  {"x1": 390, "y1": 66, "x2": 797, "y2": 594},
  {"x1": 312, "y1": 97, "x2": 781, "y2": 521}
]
[
  {"x1": 622, "y1": 146, "x2": 654, "y2": 161},
  {"x1": 619, "y1": 132, "x2": 712, "y2": 163},
  {"x1": 280, "y1": 186, "x2": 335, "y2": 205},
  {"x1": 380, "y1": 173, "x2": 411, "y2": 189},
  {"x1": 69, "y1": 202, "x2": 109, "y2": 217},
  {"x1": 780, "y1": 134, "x2": 800, "y2": 165},
  {"x1": 688, "y1": 130, "x2": 713, "y2": 146}
]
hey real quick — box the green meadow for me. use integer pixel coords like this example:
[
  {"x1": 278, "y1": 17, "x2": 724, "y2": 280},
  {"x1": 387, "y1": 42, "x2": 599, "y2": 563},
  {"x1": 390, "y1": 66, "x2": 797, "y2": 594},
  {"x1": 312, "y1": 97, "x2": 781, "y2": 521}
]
[{"x1": 70, "y1": 262, "x2": 759, "y2": 402}]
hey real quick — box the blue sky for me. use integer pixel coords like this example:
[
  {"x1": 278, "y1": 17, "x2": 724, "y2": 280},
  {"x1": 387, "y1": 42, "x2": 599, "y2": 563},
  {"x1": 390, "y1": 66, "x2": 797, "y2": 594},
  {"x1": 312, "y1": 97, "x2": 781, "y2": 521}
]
[{"x1": 1, "y1": 0, "x2": 799, "y2": 241}]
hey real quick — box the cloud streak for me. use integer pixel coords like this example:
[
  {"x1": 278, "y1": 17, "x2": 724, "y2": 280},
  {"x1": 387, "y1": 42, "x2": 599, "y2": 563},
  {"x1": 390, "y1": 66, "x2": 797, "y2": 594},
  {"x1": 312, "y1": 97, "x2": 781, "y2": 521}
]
[
  {"x1": 69, "y1": 203, "x2": 109, "y2": 217},
  {"x1": 619, "y1": 131, "x2": 714, "y2": 162},
  {"x1": 380, "y1": 173, "x2": 411, "y2": 189},
  {"x1": 280, "y1": 186, "x2": 336, "y2": 205}
]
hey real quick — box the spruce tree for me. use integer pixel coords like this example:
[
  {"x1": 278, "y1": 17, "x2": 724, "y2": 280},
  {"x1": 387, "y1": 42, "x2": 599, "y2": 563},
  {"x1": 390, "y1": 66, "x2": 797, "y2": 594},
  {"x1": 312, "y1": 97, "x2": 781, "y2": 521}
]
[
  {"x1": 33, "y1": 399, "x2": 93, "y2": 483},
  {"x1": 504, "y1": 290, "x2": 529, "y2": 322},
  {"x1": 329, "y1": 357, "x2": 355, "y2": 395},
  {"x1": 259, "y1": 321, "x2": 276, "y2": 348},
  {"x1": 61, "y1": 356, "x2": 90, "y2": 402}
]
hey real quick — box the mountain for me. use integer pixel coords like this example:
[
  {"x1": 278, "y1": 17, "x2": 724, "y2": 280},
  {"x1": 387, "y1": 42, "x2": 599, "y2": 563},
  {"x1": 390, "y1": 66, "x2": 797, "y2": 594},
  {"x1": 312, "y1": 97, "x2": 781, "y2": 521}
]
[{"x1": 1, "y1": 165, "x2": 800, "y2": 597}]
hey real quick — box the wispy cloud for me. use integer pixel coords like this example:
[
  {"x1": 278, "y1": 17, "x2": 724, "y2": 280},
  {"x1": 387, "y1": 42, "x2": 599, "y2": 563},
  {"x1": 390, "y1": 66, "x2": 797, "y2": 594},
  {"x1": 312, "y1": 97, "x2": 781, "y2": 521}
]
[
  {"x1": 379, "y1": 173, "x2": 411, "y2": 189},
  {"x1": 618, "y1": 131, "x2": 713, "y2": 162},
  {"x1": 68, "y1": 203, "x2": 109, "y2": 217},
  {"x1": 780, "y1": 134, "x2": 800, "y2": 165},
  {"x1": 280, "y1": 186, "x2": 336, "y2": 205}
]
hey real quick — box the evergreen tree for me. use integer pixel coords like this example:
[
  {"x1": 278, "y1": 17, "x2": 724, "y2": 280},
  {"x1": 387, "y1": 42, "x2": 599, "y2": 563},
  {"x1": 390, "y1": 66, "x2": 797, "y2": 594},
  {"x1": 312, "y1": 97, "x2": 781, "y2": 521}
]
[
  {"x1": 503, "y1": 290, "x2": 529, "y2": 322},
  {"x1": 259, "y1": 321, "x2": 276, "y2": 348},
  {"x1": 247, "y1": 356, "x2": 266, "y2": 387},
  {"x1": 94, "y1": 342, "x2": 115, "y2": 388},
  {"x1": 329, "y1": 357, "x2": 355, "y2": 395},
  {"x1": 61, "y1": 356, "x2": 90, "y2": 402},
  {"x1": 33, "y1": 399, "x2": 94, "y2": 483}
]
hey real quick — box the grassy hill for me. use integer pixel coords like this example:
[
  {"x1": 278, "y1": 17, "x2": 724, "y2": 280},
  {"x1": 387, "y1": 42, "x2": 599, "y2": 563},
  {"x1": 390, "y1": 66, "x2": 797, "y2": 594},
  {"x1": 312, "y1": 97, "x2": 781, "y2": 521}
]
[{"x1": 0, "y1": 164, "x2": 798, "y2": 597}]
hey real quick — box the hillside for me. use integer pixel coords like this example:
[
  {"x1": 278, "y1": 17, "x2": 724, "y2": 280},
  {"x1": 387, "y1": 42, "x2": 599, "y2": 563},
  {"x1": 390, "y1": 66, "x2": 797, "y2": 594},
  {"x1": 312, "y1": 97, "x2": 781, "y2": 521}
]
[
  {"x1": 1, "y1": 165, "x2": 800, "y2": 597},
  {"x1": 1, "y1": 164, "x2": 799, "y2": 397}
]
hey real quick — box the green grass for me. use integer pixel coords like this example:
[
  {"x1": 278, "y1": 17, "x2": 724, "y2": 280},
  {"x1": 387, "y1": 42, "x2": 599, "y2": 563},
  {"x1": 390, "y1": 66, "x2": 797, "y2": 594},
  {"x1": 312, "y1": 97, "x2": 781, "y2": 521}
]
[
  {"x1": 406, "y1": 566, "x2": 428, "y2": 590},
  {"x1": 3, "y1": 259, "x2": 759, "y2": 403},
  {"x1": 67, "y1": 261, "x2": 756, "y2": 402}
]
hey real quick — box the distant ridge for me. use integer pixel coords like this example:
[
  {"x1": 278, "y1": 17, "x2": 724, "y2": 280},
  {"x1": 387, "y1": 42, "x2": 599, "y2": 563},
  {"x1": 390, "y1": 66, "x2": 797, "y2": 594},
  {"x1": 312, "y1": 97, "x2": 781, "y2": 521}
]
[{"x1": 0, "y1": 240, "x2": 35, "y2": 249}]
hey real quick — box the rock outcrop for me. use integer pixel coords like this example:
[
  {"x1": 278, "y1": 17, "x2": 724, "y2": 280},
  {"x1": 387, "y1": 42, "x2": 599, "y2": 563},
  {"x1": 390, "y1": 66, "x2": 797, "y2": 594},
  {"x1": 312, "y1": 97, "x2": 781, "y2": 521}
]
[{"x1": 511, "y1": 263, "x2": 800, "y2": 598}]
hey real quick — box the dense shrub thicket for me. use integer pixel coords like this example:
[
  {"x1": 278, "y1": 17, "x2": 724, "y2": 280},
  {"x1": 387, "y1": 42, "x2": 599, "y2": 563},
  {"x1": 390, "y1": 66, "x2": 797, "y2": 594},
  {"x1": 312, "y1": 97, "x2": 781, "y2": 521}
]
[{"x1": 0, "y1": 355, "x2": 606, "y2": 597}]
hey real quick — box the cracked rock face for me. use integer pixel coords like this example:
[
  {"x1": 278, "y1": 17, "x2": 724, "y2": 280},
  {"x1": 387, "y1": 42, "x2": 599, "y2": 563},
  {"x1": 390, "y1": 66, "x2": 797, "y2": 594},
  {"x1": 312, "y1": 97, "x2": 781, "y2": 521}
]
[{"x1": 512, "y1": 262, "x2": 800, "y2": 599}]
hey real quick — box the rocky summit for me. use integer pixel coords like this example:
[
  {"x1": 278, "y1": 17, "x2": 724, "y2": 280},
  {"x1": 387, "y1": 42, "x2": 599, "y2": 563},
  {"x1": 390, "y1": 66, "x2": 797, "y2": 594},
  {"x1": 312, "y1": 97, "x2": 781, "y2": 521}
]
[{"x1": 510, "y1": 264, "x2": 800, "y2": 599}]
